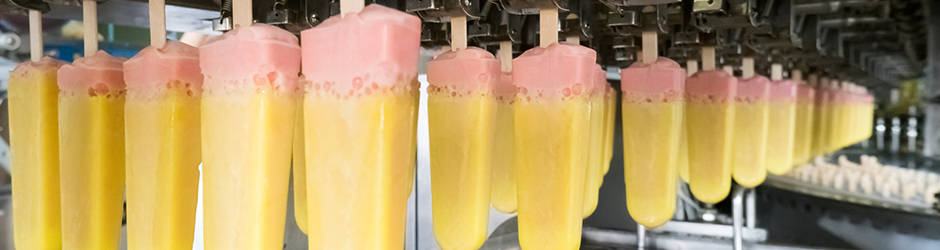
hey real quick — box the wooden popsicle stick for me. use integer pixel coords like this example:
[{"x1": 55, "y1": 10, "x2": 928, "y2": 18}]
[
  {"x1": 722, "y1": 65, "x2": 733, "y2": 75},
  {"x1": 233, "y1": 0, "x2": 252, "y2": 28},
  {"x1": 641, "y1": 30, "x2": 657, "y2": 64},
  {"x1": 771, "y1": 63, "x2": 783, "y2": 81},
  {"x1": 793, "y1": 69, "x2": 803, "y2": 84},
  {"x1": 565, "y1": 35, "x2": 579, "y2": 45},
  {"x1": 539, "y1": 8, "x2": 558, "y2": 48},
  {"x1": 450, "y1": 15, "x2": 467, "y2": 51},
  {"x1": 742, "y1": 57, "x2": 754, "y2": 78},
  {"x1": 341, "y1": 0, "x2": 364, "y2": 17},
  {"x1": 29, "y1": 10, "x2": 41, "y2": 62},
  {"x1": 808, "y1": 74, "x2": 818, "y2": 87},
  {"x1": 701, "y1": 46, "x2": 715, "y2": 71},
  {"x1": 83, "y1": 0, "x2": 97, "y2": 56},
  {"x1": 686, "y1": 60, "x2": 698, "y2": 77},
  {"x1": 150, "y1": 0, "x2": 166, "y2": 49},
  {"x1": 499, "y1": 41, "x2": 512, "y2": 72}
]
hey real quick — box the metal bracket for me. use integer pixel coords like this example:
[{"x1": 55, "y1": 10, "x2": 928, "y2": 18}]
[
  {"x1": 9, "y1": 0, "x2": 51, "y2": 12},
  {"x1": 607, "y1": 4, "x2": 668, "y2": 36},
  {"x1": 501, "y1": 0, "x2": 568, "y2": 15},
  {"x1": 408, "y1": 0, "x2": 484, "y2": 22}
]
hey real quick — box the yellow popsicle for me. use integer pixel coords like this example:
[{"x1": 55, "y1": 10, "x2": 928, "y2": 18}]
[
  {"x1": 620, "y1": 58, "x2": 685, "y2": 227},
  {"x1": 686, "y1": 70, "x2": 737, "y2": 204},
  {"x1": 427, "y1": 48, "x2": 498, "y2": 249},
  {"x1": 732, "y1": 76, "x2": 770, "y2": 187},
  {"x1": 292, "y1": 101, "x2": 307, "y2": 234},
  {"x1": 57, "y1": 51, "x2": 126, "y2": 250},
  {"x1": 9, "y1": 57, "x2": 63, "y2": 250},
  {"x1": 811, "y1": 80, "x2": 831, "y2": 157},
  {"x1": 124, "y1": 41, "x2": 202, "y2": 249},
  {"x1": 199, "y1": 24, "x2": 300, "y2": 249},
  {"x1": 766, "y1": 80, "x2": 797, "y2": 175},
  {"x1": 514, "y1": 43, "x2": 594, "y2": 250},
  {"x1": 583, "y1": 67, "x2": 608, "y2": 218},
  {"x1": 301, "y1": 5, "x2": 421, "y2": 249},
  {"x1": 491, "y1": 72, "x2": 517, "y2": 214},
  {"x1": 603, "y1": 85, "x2": 617, "y2": 174},
  {"x1": 792, "y1": 83, "x2": 815, "y2": 165}
]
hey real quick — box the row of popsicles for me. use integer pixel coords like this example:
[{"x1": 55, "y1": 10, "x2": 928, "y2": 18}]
[
  {"x1": 9, "y1": 4, "x2": 426, "y2": 250},
  {"x1": 787, "y1": 155, "x2": 940, "y2": 205}
]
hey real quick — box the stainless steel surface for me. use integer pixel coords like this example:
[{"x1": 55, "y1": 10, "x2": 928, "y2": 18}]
[{"x1": 732, "y1": 186, "x2": 744, "y2": 250}]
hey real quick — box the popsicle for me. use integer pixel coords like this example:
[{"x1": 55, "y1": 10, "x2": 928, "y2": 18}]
[
  {"x1": 301, "y1": 4, "x2": 421, "y2": 249},
  {"x1": 731, "y1": 75, "x2": 770, "y2": 187},
  {"x1": 427, "y1": 47, "x2": 498, "y2": 249},
  {"x1": 827, "y1": 81, "x2": 844, "y2": 151},
  {"x1": 9, "y1": 55, "x2": 64, "y2": 249},
  {"x1": 58, "y1": 50, "x2": 126, "y2": 250},
  {"x1": 811, "y1": 78, "x2": 832, "y2": 157},
  {"x1": 514, "y1": 43, "x2": 595, "y2": 250},
  {"x1": 765, "y1": 67, "x2": 797, "y2": 175},
  {"x1": 603, "y1": 82, "x2": 617, "y2": 174},
  {"x1": 582, "y1": 66, "x2": 607, "y2": 218},
  {"x1": 686, "y1": 46, "x2": 737, "y2": 204},
  {"x1": 792, "y1": 75, "x2": 816, "y2": 165},
  {"x1": 199, "y1": 22, "x2": 300, "y2": 248},
  {"x1": 292, "y1": 94, "x2": 308, "y2": 234},
  {"x1": 491, "y1": 42, "x2": 517, "y2": 214},
  {"x1": 124, "y1": 40, "x2": 202, "y2": 249},
  {"x1": 678, "y1": 60, "x2": 698, "y2": 183},
  {"x1": 620, "y1": 55, "x2": 684, "y2": 227}
]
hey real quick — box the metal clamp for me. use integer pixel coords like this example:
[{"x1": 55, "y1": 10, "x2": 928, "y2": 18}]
[
  {"x1": 408, "y1": 0, "x2": 484, "y2": 22},
  {"x1": 501, "y1": 0, "x2": 568, "y2": 15}
]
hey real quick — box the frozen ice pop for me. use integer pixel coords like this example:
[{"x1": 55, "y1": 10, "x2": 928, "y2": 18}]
[
  {"x1": 603, "y1": 83, "x2": 616, "y2": 174},
  {"x1": 292, "y1": 96, "x2": 308, "y2": 234},
  {"x1": 678, "y1": 60, "x2": 698, "y2": 183},
  {"x1": 427, "y1": 47, "x2": 498, "y2": 249},
  {"x1": 514, "y1": 43, "x2": 595, "y2": 250},
  {"x1": 811, "y1": 78, "x2": 832, "y2": 157},
  {"x1": 620, "y1": 57, "x2": 684, "y2": 227},
  {"x1": 491, "y1": 72, "x2": 517, "y2": 213},
  {"x1": 792, "y1": 78, "x2": 815, "y2": 165},
  {"x1": 199, "y1": 24, "x2": 300, "y2": 249},
  {"x1": 124, "y1": 40, "x2": 202, "y2": 249},
  {"x1": 9, "y1": 57, "x2": 64, "y2": 250},
  {"x1": 582, "y1": 66, "x2": 608, "y2": 218},
  {"x1": 57, "y1": 51, "x2": 126, "y2": 250},
  {"x1": 766, "y1": 79, "x2": 797, "y2": 175},
  {"x1": 731, "y1": 75, "x2": 770, "y2": 187},
  {"x1": 301, "y1": 4, "x2": 421, "y2": 249},
  {"x1": 685, "y1": 70, "x2": 737, "y2": 204}
]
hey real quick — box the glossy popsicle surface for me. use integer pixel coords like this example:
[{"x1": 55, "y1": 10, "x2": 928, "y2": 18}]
[
  {"x1": 583, "y1": 67, "x2": 607, "y2": 218},
  {"x1": 731, "y1": 76, "x2": 770, "y2": 187},
  {"x1": 793, "y1": 84, "x2": 815, "y2": 165},
  {"x1": 620, "y1": 57, "x2": 684, "y2": 227},
  {"x1": 491, "y1": 72, "x2": 517, "y2": 214},
  {"x1": 199, "y1": 24, "x2": 300, "y2": 249},
  {"x1": 427, "y1": 47, "x2": 498, "y2": 249},
  {"x1": 301, "y1": 5, "x2": 421, "y2": 249},
  {"x1": 58, "y1": 51, "x2": 126, "y2": 250},
  {"x1": 766, "y1": 80, "x2": 797, "y2": 175},
  {"x1": 514, "y1": 43, "x2": 594, "y2": 250},
  {"x1": 9, "y1": 57, "x2": 63, "y2": 250},
  {"x1": 124, "y1": 40, "x2": 202, "y2": 250},
  {"x1": 685, "y1": 70, "x2": 737, "y2": 204}
]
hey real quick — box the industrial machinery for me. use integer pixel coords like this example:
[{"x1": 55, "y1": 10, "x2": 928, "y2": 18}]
[{"x1": 0, "y1": 0, "x2": 936, "y2": 249}]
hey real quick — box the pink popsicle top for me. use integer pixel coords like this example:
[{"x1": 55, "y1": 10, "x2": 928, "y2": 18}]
[
  {"x1": 512, "y1": 43, "x2": 597, "y2": 99},
  {"x1": 594, "y1": 66, "x2": 607, "y2": 96},
  {"x1": 124, "y1": 40, "x2": 202, "y2": 98},
  {"x1": 57, "y1": 51, "x2": 126, "y2": 96},
  {"x1": 769, "y1": 80, "x2": 797, "y2": 103},
  {"x1": 301, "y1": 4, "x2": 421, "y2": 97},
  {"x1": 11, "y1": 56, "x2": 64, "y2": 78},
  {"x1": 427, "y1": 47, "x2": 500, "y2": 97},
  {"x1": 620, "y1": 57, "x2": 685, "y2": 102},
  {"x1": 495, "y1": 72, "x2": 516, "y2": 102},
  {"x1": 685, "y1": 70, "x2": 737, "y2": 104},
  {"x1": 797, "y1": 84, "x2": 816, "y2": 103},
  {"x1": 199, "y1": 23, "x2": 301, "y2": 93},
  {"x1": 735, "y1": 75, "x2": 770, "y2": 103}
]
